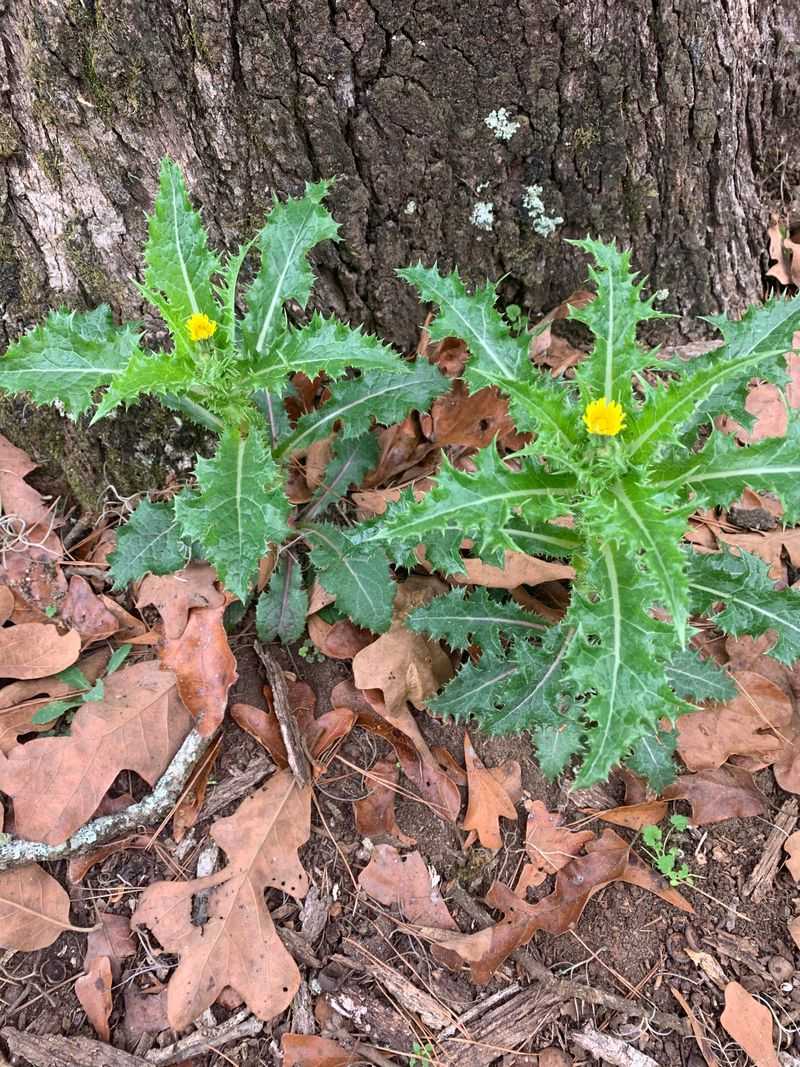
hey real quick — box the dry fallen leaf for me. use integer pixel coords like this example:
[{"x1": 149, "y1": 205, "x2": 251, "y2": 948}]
[
  {"x1": 358, "y1": 844, "x2": 457, "y2": 929},
  {"x1": 785, "y1": 830, "x2": 800, "y2": 881},
  {"x1": 0, "y1": 660, "x2": 193, "y2": 844},
  {"x1": 0, "y1": 587, "x2": 14, "y2": 626},
  {"x1": 767, "y1": 219, "x2": 800, "y2": 288},
  {"x1": 354, "y1": 756, "x2": 415, "y2": 845},
  {"x1": 333, "y1": 680, "x2": 462, "y2": 823},
  {"x1": 0, "y1": 647, "x2": 109, "y2": 754},
  {"x1": 516, "y1": 800, "x2": 594, "y2": 891},
  {"x1": 676, "y1": 671, "x2": 793, "y2": 771},
  {"x1": 593, "y1": 800, "x2": 668, "y2": 831},
  {"x1": 75, "y1": 956, "x2": 113, "y2": 1042},
  {"x1": 133, "y1": 768, "x2": 311, "y2": 1029},
  {"x1": 352, "y1": 577, "x2": 453, "y2": 717},
  {"x1": 306, "y1": 613, "x2": 374, "y2": 659},
  {"x1": 86, "y1": 911, "x2": 136, "y2": 980},
  {"x1": 663, "y1": 766, "x2": 766, "y2": 826},
  {"x1": 137, "y1": 562, "x2": 225, "y2": 640},
  {"x1": 790, "y1": 915, "x2": 800, "y2": 949},
  {"x1": 0, "y1": 622, "x2": 81, "y2": 680},
  {"x1": 122, "y1": 985, "x2": 170, "y2": 1039},
  {"x1": 172, "y1": 740, "x2": 221, "y2": 843},
  {"x1": 422, "y1": 382, "x2": 523, "y2": 450},
  {"x1": 282, "y1": 1034, "x2": 357, "y2": 1067},
  {"x1": 0, "y1": 864, "x2": 76, "y2": 950},
  {"x1": 160, "y1": 600, "x2": 237, "y2": 735},
  {"x1": 462, "y1": 732, "x2": 518, "y2": 851},
  {"x1": 67, "y1": 834, "x2": 152, "y2": 884},
  {"x1": 451, "y1": 550, "x2": 574, "y2": 590},
  {"x1": 720, "y1": 981, "x2": 780, "y2": 1067},
  {"x1": 60, "y1": 576, "x2": 119, "y2": 644}
]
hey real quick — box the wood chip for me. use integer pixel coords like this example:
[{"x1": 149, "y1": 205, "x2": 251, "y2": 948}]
[
  {"x1": 743, "y1": 797, "x2": 798, "y2": 902},
  {"x1": 571, "y1": 1025, "x2": 662, "y2": 1067}
]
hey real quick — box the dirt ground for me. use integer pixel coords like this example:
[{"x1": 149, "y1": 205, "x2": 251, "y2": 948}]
[{"x1": 2, "y1": 623, "x2": 798, "y2": 1067}]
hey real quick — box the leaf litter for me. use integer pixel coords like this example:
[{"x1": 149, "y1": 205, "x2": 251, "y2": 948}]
[{"x1": 0, "y1": 341, "x2": 799, "y2": 1066}]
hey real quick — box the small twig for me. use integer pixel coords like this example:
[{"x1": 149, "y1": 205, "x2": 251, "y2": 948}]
[
  {"x1": 0, "y1": 729, "x2": 217, "y2": 872},
  {"x1": 743, "y1": 797, "x2": 798, "y2": 902},
  {"x1": 144, "y1": 1008, "x2": 263, "y2": 1065},
  {"x1": 254, "y1": 640, "x2": 311, "y2": 787}
]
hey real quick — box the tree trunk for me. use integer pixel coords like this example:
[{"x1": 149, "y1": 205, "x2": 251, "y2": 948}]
[{"x1": 0, "y1": 0, "x2": 798, "y2": 505}]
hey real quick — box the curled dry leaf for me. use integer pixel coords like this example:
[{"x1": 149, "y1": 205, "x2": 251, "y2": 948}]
[
  {"x1": 0, "y1": 647, "x2": 109, "y2": 754},
  {"x1": 354, "y1": 756, "x2": 415, "y2": 845},
  {"x1": 663, "y1": 766, "x2": 766, "y2": 826},
  {"x1": 720, "y1": 981, "x2": 780, "y2": 1067},
  {"x1": 593, "y1": 800, "x2": 668, "y2": 831},
  {"x1": 352, "y1": 577, "x2": 453, "y2": 717},
  {"x1": 160, "y1": 600, "x2": 237, "y2": 735},
  {"x1": 306, "y1": 613, "x2": 374, "y2": 659},
  {"x1": 282, "y1": 1034, "x2": 357, "y2": 1067},
  {"x1": 85, "y1": 911, "x2": 136, "y2": 981},
  {"x1": 172, "y1": 738, "x2": 222, "y2": 843},
  {"x1": 676, "y1": 671, "x2": 793, "y2": 771},
  {"x1": 0, "y1": 864, "x2": 75, "y2": 950},
  {"x1": 68, "y1": 834, "x2": 152, "y2": 884},
  {"x1": 462, "y1": 732, "x2": 518, "y2": 851},
  {"x1": 0, "y1": 622, "x2": 80, "y2": 680},
  {"x1": 0, "y1": 660, "x2": 193, "y2": 844},
  {"x1": 358, "y1": 843, "x2": 456, "y2": 930},
  {"x1": 137, "y1": 562, "x2": 225, "y2": 640},
  {"x1": 451, "y1": 550, "x2": 574, "y2": 590},
  {"x1": 352, "y1": 482, "x2": 431, "y2": 519},
  {"x1": 132, "y1": 768, "x2": 311, "y2": 1029},
  {"x1": 333, "y1": 680, "x2": 462, "y2": 823},
  {"x1": 422, "y1": 381, "x2": 524, "y2": 450},
  {"x1": 516, "y1": 800, "x2": 594, "y2": 892},
  {"x1": 60, "y1": 576, "x2": 119, "y2": 644},
  {"x1": 75, "y1": 956, "x2": 113, "y2": 1043}
]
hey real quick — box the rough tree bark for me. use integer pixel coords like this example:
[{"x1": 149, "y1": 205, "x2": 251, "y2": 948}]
[{"x1": 0, "y1": 0, "x2": 798, "y2": 505}]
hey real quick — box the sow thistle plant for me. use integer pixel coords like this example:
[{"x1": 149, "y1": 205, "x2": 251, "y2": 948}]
[
  {"x1": 0, "y1": 160, "x2": 448, "y2": 632},
  {"x1": 349, "y1": 241, "x2": 800, "y2": 788}
]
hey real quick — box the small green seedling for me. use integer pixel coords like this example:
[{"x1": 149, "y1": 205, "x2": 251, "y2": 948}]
[
  {"x1": 408, "y1": 1041, "x2": 436, "y2": 1067},
  {"x1": 32, "y1": 644, "x2": 133, "y2": 725},
  {"x1": 641, "y1": 813, "x2": 694, "y2": 887}
]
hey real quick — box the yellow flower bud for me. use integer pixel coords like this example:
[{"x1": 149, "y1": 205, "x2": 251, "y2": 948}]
[
  {"x1": 186, "y1": 313, "x2": 218, "y2": 342},
  {"x1": 583, "y1": 397, "x2": 626, "y2": 436}
]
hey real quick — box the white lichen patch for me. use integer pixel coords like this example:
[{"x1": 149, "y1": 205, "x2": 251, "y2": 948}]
[
  {"x1": 470, "y1": 201, "x2": 495, "y2": 232},
  {"x1": 484, "y1": 107, "x2": 520, "y2": 142},
  {"x1": 404, "y1": 199, "x2": 417, "y2": 215},
  {"x1": 522, "y1": 184, "x2": 564, "y2": 237}
]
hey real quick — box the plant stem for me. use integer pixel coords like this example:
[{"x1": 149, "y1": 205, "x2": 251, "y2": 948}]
[{"x1": 162, "y1": 393, "x2": 224, "y2": 432}]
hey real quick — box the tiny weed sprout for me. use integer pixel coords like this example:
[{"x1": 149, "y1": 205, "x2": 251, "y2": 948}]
[
  {"x1": 642, "y1": 814, "x2": 694, "y2": 887},
  {"x1": 352, "y1": 239, "x2": 800, "y2": 789},
  {"x1": 0, "y1": 160, "x2": 449, "y2": 633}
]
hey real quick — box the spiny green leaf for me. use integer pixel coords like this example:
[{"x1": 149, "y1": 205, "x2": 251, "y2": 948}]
[
  {"x1": 215, "y1": 239, "x2": 255, "y2": 352},
  {"x1": 665, "y1": 649, "x2": 737, "y2": 702},
  {"x1": 174, "y1": 427, "x2": 290, "y2": 602},
  {"x1": 305, "y1": 523, "x2": 394, "y2": 633},
  {"x1": 262, "y1": 314, "x2": 405, "y2": 386},
  {"x1": 92, "y1": 350, "x2": 195, "y2": 421},
  {"x1": 108, "y1": 499, "x2": 189, "y2": 589},
  {"x1": 241, "y1": 180, "x2": 338, "y2": 359},
  {"x1": 533, "y1": 718, "x2": 584, "y2": 779},
  {"x1": 429, "y1": 629, "x2": 571, "y2": 734},
  {"x1": 0, "y1": 306, "x2": 141, "y2": 419},
  {"x1": 687, "y1": 548, "x2": 800, "y2": 665},
  {"x1": 584, "y1": 479, "x2": 694, "y2": 644},
  {"x1": 500, "y1": 376, "x2": 582, "y2": 460},
  {"x1": 398, "y1": 264, "x2": 528, "y2": 390},
  {"x1": 564, "y1": 544, "x2": 686, "y2": 787},
  {"x1": 352, "y1": 446, "x2": 576, "y2": 573},
  {"x1": 144, "y1": 158, "x2": 220, "y2": 326},
  {"x1": 256, "y1": 555, "x2": 308, "y2": 643},
  {"x1": 278, "y1": 362, "x2": 448, "y2": 457},
  {"x1": 408, "y1": 586, "x2": 545, "y2": 656},
  {"x1": 501, "y1": 521, "x2": 581, "y2": 557},
  {"x1": 625, "y1": 730, "x2": 677, "y2": 794},
  {"x1": 653, "y1": 419, "x2": 800, "y2": 524},
  {"x1": 306, "y1": 433, "x2": 379, "y2": 520},
  {"x1": 626, "y1": 295, "x2": 800, "y2": 464},
  {"x1": 568, "y1": 237, "x2": 665, "y2": 407}
]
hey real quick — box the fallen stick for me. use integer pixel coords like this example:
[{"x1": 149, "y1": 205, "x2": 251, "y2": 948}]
[
  {"x1": 145, "y1": 1008, "x2": 263, "y2": 1064},
  {"x1": 447, "y1": 883, "x2": 689, "y2": 1036},
  {"x1": 1, "y1": 1028, "x2": 149, "y2": 1067},
  {"x1": 742, "y1": 796, "x2": 798, "y2": 902},
  {"x1": 254, "y1": 640, "x2": 311, "y2": 786},
  {"x1": 0, "y1": 728, "x2": 216, "y2": 872},
  {"x1": 571, "y1": 1024, "x2": 663, "y2": 1066}
]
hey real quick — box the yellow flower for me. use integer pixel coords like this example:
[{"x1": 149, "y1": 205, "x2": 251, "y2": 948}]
[
  {"x1": 186, "y1": 313, "x2": 218, "y2": 342},
  {"x1": 583, "y1": 397, "x2": 626, "y2": 436}
]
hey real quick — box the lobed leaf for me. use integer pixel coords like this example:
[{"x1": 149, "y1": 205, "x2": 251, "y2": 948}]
[
  {"x1": 0, "y1": 307, "x2": 140, "y2": 418},
  {"x1": 398, "y1": 264, "x2": 529, "y2": 390},
  {"x1": 687, "y1": 548, "x2": 800, "y2": 665},
  {"x1": 408, "y1": 586, "x2": 545, "y2": 656},
  {"x1": 92, "y1": 349, "x2": 195, "y2": 422},
  {"x1": 241, "y1": 180, "x2": 338, "y2": 359},
  {"x1": 263, "y1": 313, "x2": 405, "y2": 385},
  {"x1": 175, "y1": 427, "x2": 290, "y2": 602},
  {"x1": 278, "y1": 361, "x2": 448, "y2": 457},
  {"x1": 625, "y1": 730, "x2": 678, "y2": 794},
  {"x1": 568, "y1": 237, "x2": 665, "y2": 407},
  {"x1": 665, "y1": 648, "x2": 737, "y2": 703},
  {"x1": 109, "y1": 499, "x2": 190, "y2": 589},
  {"x1": 305, "y1": 523, "x2": 394, "y2": 633},
  {"x1": 144, "y1": 158, "x2": 220, "y2": 326}
]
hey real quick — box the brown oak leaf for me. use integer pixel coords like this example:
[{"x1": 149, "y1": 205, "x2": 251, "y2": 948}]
[
  {"x1": 0, "y1": 622, "x2": 80, "y2": 680},
  {"x1": 358, "y1": 843, "x2": 457, "y2": 929},
  {"x1": 137, "y1": 562, "x2": 225, "y2": 640},
  {"x1": 462, "y1": 732, "x2": 519, "y2": 851},
  {"x1": 160, "y1": 600, "x2": 237, "y2": 735}
]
